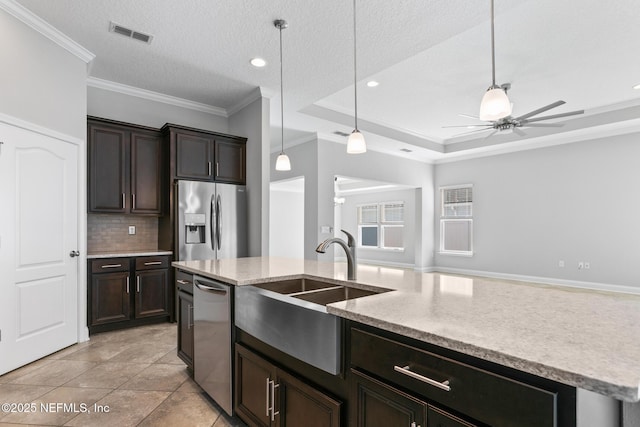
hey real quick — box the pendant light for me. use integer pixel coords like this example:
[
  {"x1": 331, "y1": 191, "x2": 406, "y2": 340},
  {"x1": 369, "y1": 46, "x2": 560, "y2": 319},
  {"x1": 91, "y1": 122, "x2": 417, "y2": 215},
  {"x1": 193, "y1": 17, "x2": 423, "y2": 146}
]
[
  {"x1": 274, "y1": 19, "x2": 291, "y2": 171},
  {"x1": 346, "y1": 0, "x2": 366, "y2": 154},
  {"x1": 478, "y1": 0, "x2": 512, "y2": 121}
]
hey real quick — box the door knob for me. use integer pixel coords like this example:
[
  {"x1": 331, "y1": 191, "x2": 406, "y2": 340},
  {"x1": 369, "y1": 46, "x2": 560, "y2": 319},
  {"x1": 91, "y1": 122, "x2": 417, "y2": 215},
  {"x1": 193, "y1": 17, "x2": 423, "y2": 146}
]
[{"x1": 69, "y1": 250, "x2": 80, "y2": 257}]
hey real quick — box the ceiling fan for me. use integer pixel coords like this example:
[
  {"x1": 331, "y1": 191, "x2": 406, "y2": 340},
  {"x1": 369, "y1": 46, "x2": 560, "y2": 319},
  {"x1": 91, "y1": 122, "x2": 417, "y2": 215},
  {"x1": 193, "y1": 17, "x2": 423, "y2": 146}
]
[
  {"x1": 448, "y1": 0, "x2": 584, "y2": 139},
  {"x1": 445, "y1": 92, "x2": 585, "y2": 138}
]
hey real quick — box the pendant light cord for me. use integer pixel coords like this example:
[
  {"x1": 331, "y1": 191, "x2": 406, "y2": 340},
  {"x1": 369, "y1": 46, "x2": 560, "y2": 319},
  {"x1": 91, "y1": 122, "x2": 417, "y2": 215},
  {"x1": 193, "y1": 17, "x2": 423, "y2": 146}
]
[
  {"x1": 279, "y1": 24, "x2": 285, "y2": 154},
  {"x1": 490, "y1": 0, "x2": 496, "y2": 87},
  {"x1": 353, "y1": 0, "x2": 358, "y2": 130}
]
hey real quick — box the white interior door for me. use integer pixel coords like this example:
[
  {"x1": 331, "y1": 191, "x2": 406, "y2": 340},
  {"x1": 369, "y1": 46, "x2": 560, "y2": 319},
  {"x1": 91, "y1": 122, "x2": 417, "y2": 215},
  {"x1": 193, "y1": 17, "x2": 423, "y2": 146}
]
[{"x1": 0, "y1": 121, "x2": 79, "y2": 375}]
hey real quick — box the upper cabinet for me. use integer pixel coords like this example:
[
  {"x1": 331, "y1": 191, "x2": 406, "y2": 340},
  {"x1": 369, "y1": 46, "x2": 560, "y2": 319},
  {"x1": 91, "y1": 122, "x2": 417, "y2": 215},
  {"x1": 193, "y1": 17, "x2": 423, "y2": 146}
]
[
  {"x1": 88, "y1": 117, "x2": 163, "y2": 215},
  {"x1": 163, "y1": 124, "x2": 246, "y2": 184}
]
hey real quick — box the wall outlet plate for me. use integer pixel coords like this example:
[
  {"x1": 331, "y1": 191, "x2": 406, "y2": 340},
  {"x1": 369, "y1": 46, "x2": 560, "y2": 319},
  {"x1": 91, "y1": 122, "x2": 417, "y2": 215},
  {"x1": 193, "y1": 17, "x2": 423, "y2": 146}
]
[{"x1": 128, "y1": 226, "x2": 136, "y2": 235}]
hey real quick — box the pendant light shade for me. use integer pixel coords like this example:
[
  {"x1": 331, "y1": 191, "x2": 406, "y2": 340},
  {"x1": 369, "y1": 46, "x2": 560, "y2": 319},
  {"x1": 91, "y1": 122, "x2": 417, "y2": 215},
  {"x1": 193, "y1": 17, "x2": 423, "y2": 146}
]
[
  {"x1": 275, "y1": 153, "x2": 291, "y2": 171},
  {"x1": 274, "y1": 19, "x2": 291, "y2": 171},
  {"x1": 348, "y1": 0, "x2": 366, "y2": 154},
  {"x1": 479, "y1": 0, "x2": 511, "y2": 121},
  {"x1": 347, "y1": 130, "x2": 366, "y2": 154},
  {"x1": 479, "y1": 86, "x2": 512, "y2": 121}
]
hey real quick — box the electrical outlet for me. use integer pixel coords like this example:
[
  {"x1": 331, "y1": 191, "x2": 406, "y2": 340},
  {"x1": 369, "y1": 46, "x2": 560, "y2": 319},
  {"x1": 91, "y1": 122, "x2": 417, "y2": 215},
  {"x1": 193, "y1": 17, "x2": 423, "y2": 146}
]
[
  {"x1": 558, "y1": 260, "x2": 565, "y2": 268},
  {"x1": 584, "y1": 262, "x2": 590, "y2": 269},
  {"x1": 578, "y1": 262, "x2": 584, "y2": 269},
  {"x1": 128, "y1": 226, "x2": 136, "y2": 235}
]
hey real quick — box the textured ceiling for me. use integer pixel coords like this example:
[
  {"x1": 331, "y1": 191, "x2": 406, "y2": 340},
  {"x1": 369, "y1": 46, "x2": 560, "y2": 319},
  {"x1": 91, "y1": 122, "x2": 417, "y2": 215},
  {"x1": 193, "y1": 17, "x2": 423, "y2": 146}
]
[{"x1": 15, "y1": 0, "x2": 640, "y2": 162}]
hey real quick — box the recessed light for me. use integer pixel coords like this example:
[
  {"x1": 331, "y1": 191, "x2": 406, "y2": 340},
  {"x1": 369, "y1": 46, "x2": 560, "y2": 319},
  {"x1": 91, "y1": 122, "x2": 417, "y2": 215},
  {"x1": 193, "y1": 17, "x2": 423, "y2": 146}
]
[
  {"x1": 366, "y1": 81, "x2": 379, "y2": 87},
  {"x1": 250, "y1": 57, "x2": 267, "y2": 67},
  {"x1": 633, "y1": 83, "x2": 640, "y2": 90}
]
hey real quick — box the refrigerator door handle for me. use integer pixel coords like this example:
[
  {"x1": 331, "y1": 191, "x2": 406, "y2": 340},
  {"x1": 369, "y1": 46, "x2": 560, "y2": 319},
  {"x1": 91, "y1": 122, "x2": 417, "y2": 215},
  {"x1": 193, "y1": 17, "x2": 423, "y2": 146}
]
[
  {"x1": 214, "y1": 194, "x2": 218, "y2": 251},
  {"x1": 216, "y1": 194, "x2": 222, "y2": 250}
]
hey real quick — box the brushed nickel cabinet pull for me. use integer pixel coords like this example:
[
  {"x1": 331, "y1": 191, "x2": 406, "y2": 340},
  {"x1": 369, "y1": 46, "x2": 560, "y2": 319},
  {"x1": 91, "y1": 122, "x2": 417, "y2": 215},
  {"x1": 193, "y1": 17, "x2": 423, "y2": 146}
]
[
  {"x1": 101, "y1": 264, "x2": 122, "y2": 269},
  {"x1": 132, "y1": 193, "x2": 136, "y2": 209},
  {"x1": 126, "y1": 277, "x2": 130, "y2": 294},
  {"x1": 144, "y1": 261, "x2": 162, "y2": 266},
  {"x1": 122, "y1": 193, "x2": 125, "y2": 209},
  {"x1": 208, "y1": 161, "x2": 212, "y2": 176},
  {"x1": 136, "y1": 276, "x2": 140, "y2": 293},
  {"x1": 265, "y1": 377, "x2": 270, "y2": 417},
  {"x1": 270, "y1": 379, "x2": 280, "y2": 421},
  {"x1": 394, "y1": 365, "x2": 451, "y2": 392},
  {"x1": 216, "y1": 162, "x2": 219, "y2": 177},
  {"x1": 177, "y1": 279, "x2": 191, "y2": 285}
]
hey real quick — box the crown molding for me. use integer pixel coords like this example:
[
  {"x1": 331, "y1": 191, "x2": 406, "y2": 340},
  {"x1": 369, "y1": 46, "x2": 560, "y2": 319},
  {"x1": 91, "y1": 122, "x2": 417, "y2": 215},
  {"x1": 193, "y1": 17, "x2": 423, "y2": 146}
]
[
  {"x1": 87, "y1": 77, "x2": 228, "y2": 117},
  {"x1": 227, "y1": 86, "x2": 275, "y2": 116},
  {"x1": 0, "y1": 0, "x2": 94, "y2": 63}
]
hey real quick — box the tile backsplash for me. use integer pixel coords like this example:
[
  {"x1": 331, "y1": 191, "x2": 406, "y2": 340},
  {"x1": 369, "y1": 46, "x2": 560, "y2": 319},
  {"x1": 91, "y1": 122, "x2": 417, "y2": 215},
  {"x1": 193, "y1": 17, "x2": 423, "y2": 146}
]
[{"x1": 88, "y1": 214, "x2": 158, "y2": 252}]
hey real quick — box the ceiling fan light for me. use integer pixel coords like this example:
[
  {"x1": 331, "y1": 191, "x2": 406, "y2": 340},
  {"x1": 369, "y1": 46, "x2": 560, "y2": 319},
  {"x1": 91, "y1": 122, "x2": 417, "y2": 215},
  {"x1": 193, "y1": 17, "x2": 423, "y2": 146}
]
[
  {"x1": 275, "y1": 153, "x2": 291, "y2": 171},
  {"x1": 479, "y1": 87, "x2": 512, "y2": 121},
  {"x1": 346, "y1": 130, "x2": 366, "y2": 154}
]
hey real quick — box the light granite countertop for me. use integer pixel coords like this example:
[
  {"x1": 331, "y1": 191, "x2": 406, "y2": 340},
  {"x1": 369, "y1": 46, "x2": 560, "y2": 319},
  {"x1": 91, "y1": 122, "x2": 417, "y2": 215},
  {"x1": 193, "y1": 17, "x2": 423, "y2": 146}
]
[
  {"x1": 172, "y1": 256, "x2": 640, "y2": 402},
  {"x1": 88, "y1": 250, "x2": 173, "y2": 259}
]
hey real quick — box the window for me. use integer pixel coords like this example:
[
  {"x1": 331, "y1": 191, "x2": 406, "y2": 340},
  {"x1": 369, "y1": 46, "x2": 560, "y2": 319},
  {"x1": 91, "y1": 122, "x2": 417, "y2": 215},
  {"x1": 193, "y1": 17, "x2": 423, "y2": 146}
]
[
  {"x1": 440, "y1": 185, "x2": 473, "y2": 255},
  {"x1": 357, "y1": 202, "x2": 404, "y2": 250}
]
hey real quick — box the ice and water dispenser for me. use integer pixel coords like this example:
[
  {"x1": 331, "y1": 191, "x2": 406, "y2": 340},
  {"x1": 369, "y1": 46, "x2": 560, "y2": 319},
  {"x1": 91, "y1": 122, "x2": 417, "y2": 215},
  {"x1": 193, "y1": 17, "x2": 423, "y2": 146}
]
[{"x1": 184, "y1": 213, "x2": 206, "y2": 244}]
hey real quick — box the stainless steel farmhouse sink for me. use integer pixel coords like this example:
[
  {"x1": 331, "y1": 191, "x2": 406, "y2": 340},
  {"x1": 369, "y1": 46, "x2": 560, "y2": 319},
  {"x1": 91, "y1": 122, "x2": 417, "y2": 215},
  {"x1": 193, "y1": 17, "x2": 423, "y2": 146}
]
[{"x1": 235, "y1": 278, "x2": 388, "y2": 375}]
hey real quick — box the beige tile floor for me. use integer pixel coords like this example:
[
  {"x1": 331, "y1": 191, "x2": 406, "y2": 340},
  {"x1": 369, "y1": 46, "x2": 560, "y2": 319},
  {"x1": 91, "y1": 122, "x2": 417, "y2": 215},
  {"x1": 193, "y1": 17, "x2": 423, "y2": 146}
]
[{"x1": 0, "y1": 323, "x2": 247, "y2": 427}]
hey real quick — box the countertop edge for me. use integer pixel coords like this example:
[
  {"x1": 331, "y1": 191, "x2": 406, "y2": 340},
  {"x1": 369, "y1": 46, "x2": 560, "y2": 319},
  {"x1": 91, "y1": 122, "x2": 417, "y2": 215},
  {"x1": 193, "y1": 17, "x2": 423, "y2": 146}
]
[{"x1": 88, "y1": 250, "x2": 173, "y2": 259}]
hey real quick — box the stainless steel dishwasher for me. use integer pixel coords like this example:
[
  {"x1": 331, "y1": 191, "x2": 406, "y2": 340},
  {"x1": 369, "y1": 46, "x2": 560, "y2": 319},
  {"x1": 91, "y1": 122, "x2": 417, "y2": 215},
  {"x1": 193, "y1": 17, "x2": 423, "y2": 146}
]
[{"x1": 193, "y1": 275, "x2": 233, "y2": 415}]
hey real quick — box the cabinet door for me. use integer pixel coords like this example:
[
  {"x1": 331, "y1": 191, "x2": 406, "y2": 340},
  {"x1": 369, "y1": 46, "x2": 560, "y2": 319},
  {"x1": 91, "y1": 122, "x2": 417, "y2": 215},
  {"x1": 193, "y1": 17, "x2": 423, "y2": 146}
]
[
  {"x1": 177, "y1": 290, "x2": 194, "y2": 368},
  {"x1": 214, "y1": 139, "x2": 246, "y2": 184},
  {"x1": 88, "y1": 123, "x2": 127, "y2": 213},
  {"x1": 130, "y1": 131, "x2": 163, "y2": 215},
  {"x1": 134, "y1": 269, "x2": 169, "y2": 318},
  {"x1": 235, "y1": 344, "x2": 275, "y2": 427},
  {"x1": 351, "y1": 369, "x2": 427, "y2": 427},
  {"x1": 175, "y1": 132, "x2": 214, "y2": 180},
  {"x1": 428, "y1": 405, "x2": 478, "y2": 427},
  {"x1": 90, "y1": 271, "x2": 131, "y2": 325},
  {"x1": 277, "y1": 368, "x2": 341, "y2": 427}
]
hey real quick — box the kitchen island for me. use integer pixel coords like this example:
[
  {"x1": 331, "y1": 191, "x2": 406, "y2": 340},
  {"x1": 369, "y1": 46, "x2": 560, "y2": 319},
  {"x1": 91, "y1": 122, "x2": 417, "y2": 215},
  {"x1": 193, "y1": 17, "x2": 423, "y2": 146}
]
[{"x1": 173, "y1": 256, "x2": 640, "y2": 426}]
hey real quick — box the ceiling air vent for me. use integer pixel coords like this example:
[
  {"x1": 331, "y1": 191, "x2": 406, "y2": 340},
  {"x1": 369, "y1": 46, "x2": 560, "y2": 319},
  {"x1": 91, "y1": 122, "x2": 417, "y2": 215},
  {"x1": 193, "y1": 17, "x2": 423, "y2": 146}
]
[
  {"x1": 109, "y1": 21, "x2": 153, "y2": 44},
  {"x1": 333, "y1": 131, "x2": 351, "y2": 137}
]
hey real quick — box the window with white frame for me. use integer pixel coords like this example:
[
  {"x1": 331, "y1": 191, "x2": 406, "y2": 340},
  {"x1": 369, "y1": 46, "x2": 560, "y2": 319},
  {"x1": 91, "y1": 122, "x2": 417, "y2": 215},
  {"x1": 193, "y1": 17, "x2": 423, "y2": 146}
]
[
  {"x1": 357, "y1": 202, "x2": 404, "y2": 250},
  {"x1": 440, "y1": 185, "x2": 473, "y2": 255}
]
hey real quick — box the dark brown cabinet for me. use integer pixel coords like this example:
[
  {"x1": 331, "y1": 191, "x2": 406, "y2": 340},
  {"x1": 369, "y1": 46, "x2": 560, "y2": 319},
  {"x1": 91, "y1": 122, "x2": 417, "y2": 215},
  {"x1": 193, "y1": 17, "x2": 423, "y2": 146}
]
[
  {"x1": 349, "y1": 326, "x2": 565, "y2": 427},
  {"x1": 163, "y1": 124, "x2": 246, "y2": 184},
  {"x1": 88, "y1": 117, "x2": 163, "y2": 215},
  {"x1": 88, "y1": 255, "x2": 171, "y2": 334},
  {"x1": 235, "y1": 344, "x2": 341, "y2": 427},
  {"x1": 176, "y1": 270, "x2": 194, "y2": 369}
]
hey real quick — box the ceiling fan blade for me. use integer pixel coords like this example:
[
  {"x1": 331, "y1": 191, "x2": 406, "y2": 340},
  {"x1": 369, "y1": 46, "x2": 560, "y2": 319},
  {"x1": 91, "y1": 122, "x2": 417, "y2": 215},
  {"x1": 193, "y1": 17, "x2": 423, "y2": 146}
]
[
  {"x1": 482, "y1": 130, "x2": 499, "y2": 141},
  {"x1": 520, "y1": 109, "x2": 584, "y2": 124},
  {"x1": 442, "y1": 124, "x2": 493, "y2": 128},
  {"x1": 513, "y1": 127, "x2": 526, "y2": 137},
  {"x1": 453, "y1": 127, "x2": 494, "y2": 137},
  {"x1": 521, "y1": 123, "x2": 564, "y2": 128},
  {"x1": 513, "y1": 100, "x2": 566, "y2": 121},
  {"x1": 458, "y1": 113, "x2": 480, "y2": 120}
]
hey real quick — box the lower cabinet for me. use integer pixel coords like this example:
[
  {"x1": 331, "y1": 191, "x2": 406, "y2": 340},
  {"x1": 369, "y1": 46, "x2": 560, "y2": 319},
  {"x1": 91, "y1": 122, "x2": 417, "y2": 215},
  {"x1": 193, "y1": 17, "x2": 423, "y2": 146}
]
[
  {"x1": 349, "y1": 326, "x2": 566, "y2": 427},
  {"x1": 351, "y1": 369, "x2": 476, "y2": 427},
  {"x1": 235, "y1": 344, "x2": 341, "y2": 427},
  {"x1": 88, "y1": 255, "x2": 171, "y2": 334},
  {"x1": 176, "y1": 269, "x2": 194, "y2": 369}
]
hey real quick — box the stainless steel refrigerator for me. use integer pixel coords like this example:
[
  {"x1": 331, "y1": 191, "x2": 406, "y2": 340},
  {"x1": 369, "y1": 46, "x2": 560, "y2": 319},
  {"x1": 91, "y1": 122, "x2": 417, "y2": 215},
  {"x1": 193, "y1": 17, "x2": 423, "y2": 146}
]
[
  {"x1": 176, "y1": 180, "x2": 248, "y2": 261},
  {"x1": 176, "y1": 180, "x2": 246, "y2": 416}
]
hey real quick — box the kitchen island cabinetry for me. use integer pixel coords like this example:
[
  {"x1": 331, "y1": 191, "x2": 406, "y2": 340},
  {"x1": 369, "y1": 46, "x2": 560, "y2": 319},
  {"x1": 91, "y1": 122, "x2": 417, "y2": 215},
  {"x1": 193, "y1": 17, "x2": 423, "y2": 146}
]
[
  {"x1": 235, "y1": 343, "x2": 341, "y2": 427},
  {"x1": 88, "y1": 117, "x2": 163, "y2": 215},
  {"x1": 88, "y1": 255, "x2": 171, "y2": 334}
]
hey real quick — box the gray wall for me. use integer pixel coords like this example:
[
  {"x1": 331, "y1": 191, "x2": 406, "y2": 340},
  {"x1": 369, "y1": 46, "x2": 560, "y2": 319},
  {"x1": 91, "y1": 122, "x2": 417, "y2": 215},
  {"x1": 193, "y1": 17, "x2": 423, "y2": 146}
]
[
  {"x1": 340, "y1": 188, "x2": 416, "y2": 267},
  {"x1": 272, "y1": 138, "x2": 434, "y2": 269},
  {"x1": 229, "y1": 96, "x2": 270, "y2": 257},
  {"x1": 87, "y1": 86, "x2": 228, "y2": 132},
  {"x1": 434, "y1": 133, "x2": 640, "y2": 289},
  {"x1": 0, "y1": 9, "x2": 87, "y2": 139},
  {"x1": 270, "y1": 185, "x2": 304, "y2": 258}
]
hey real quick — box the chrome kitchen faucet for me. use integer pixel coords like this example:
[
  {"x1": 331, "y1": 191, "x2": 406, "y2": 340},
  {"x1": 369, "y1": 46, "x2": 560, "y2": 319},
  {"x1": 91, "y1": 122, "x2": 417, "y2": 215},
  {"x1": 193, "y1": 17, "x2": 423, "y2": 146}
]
[{"x1": 316, "y1": 229, "x2": 357, "y2": 280}]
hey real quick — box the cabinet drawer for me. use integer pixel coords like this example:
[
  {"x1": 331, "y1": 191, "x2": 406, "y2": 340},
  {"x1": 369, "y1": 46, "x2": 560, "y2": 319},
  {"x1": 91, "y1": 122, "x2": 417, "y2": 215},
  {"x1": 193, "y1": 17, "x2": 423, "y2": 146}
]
[
  {"x1": 350, "y1": 328, "x2": 557, "y2": 427},
  {"x1": 175, "y1": 269, "x2": 193, "y2": 294},
  {"x1": 135, "y1": 255, "x2": 170, "y2": 271},
  {"x1": 91, "y1": 258, "x2": 130, "y2": 273}
]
